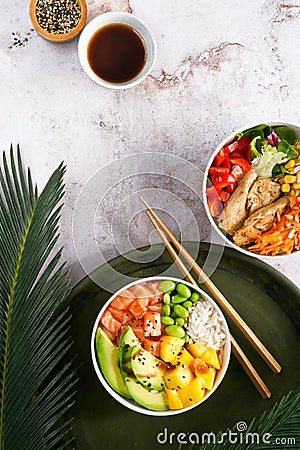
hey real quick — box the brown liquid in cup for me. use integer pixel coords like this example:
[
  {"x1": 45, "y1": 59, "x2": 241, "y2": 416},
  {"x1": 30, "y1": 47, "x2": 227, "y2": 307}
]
[{"x1": 87, "y1": 23, "x2": 146, "y2": 84}]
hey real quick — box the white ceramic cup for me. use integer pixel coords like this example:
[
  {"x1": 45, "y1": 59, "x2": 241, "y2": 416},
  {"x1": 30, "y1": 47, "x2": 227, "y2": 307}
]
[{"x1": 78, "y1": 12, "x2": 157, "y2": 89}]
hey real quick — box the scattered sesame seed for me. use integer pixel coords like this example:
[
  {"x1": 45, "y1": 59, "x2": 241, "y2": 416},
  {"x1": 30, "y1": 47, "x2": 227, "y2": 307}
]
[{"x1": 9, "y1": 29, "x2": 34, "y2": 49}]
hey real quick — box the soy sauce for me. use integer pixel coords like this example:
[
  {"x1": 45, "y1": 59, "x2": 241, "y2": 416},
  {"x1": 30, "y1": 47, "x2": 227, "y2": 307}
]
[{"x1": 87, "y1": 23, "x2": 146, "y2": 83}]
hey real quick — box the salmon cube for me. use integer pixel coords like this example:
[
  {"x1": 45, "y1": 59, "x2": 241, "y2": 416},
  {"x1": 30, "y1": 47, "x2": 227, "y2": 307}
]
[
  {"x1": 143, "y1": 312, "x2": 161, "y2": 337},
  {"x1": 109, "y1": 307, "x2": 134, "y2": 324},
  {"x1": 129, "y1": 284, "x2": 153, "y2": 299},
  {"x1": 110, "y1": 289, "x2": 135, "y2": 310},
  {"x1": 100, "y1": 309, "x2": 121, "y2": 334},
  {"x1": 128, "y1": 298, "x2": 149, "y2": 319},
  {"x1": 143, "y1": 339, "x2": 160, "y2": 357}
]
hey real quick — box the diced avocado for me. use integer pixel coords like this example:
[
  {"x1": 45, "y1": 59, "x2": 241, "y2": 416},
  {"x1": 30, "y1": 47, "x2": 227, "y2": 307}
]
[
  {"x1": 118, "y1": 326, "x2": 141, "y2": 377},
  {"x1": 95, "y1": 328, "x2": 130, "y2": 398},
  {"x1": 124, "y1": 376, "x2": 169, "y2": 411},
  {"x1": 131, "y1": 345, "x2": 165, "y2": 392}
]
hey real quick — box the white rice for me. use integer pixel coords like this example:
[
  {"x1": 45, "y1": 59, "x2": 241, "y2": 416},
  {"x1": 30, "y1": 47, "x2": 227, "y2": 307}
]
[{"x1": 186, "y1": 299, "x2": 227, "y2": 350}]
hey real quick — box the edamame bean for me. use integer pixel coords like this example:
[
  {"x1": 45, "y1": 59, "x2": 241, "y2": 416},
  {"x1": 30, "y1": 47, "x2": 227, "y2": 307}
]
[
  {"x1": 165, "y1": 325, "x2": 185, "y2": 338},
  {"x1": 174, "y1": 304, "x2": 189, "y2": 319},
  {"x1": 171, "y1": 294, "x2": 187, "y2": 304},
  {"x1": 162, "y1": 304, "x2": 171, "y2": 317},
  {"x1": 184, "y1": 333, "x2": 190, "y2": 344},
  {"x1": 159, "y1": 280, "x2": 176, "y2": 293},
  {"x1": 183, "y1": 300, "x2": 192, "y2": 309},
  {"x1": 163, "y1": 293, "x2": 171, "y2": 304},
  {"x1": 176, "y1": 283, "x2": 191, "y2": 299},
  {"x1": 175, "y1": 317, "x2": 185, "y2": 327},
  {"x1": 161, "y1": 316, "x2": 174, "y2": 325},
  {"x1": 170, "y1": 311, "x2": 177, "y2": 319},
  {"x1": 190, "y1": 292, "x2": 200, "y2": 303}
]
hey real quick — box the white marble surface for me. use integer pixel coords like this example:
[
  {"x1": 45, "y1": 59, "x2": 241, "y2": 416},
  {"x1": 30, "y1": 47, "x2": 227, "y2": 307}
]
[{"x1": 0, "y1": 0, "x2": 300, "y2": 288}]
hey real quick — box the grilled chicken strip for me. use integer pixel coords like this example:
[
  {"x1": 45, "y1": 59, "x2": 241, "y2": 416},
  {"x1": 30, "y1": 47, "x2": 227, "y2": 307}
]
[
  {"x1": 218, "y1": 169, "x2": 257, "y2": 235},
  {"x1": 247, "y1": 178, "x2": 282, "y2": 215},
  {"x1": 233, "y1": 195, "x2": 290, "y2": 247}
]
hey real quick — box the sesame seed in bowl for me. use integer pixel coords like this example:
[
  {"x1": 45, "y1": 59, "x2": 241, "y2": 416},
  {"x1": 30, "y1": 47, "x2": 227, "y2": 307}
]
[{"x1": 29, "y1": 0, "x2": 87, "y2": 42}]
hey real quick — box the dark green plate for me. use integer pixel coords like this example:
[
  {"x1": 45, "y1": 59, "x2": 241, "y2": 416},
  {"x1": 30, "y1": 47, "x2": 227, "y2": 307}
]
[{"x1": 67, "y1": 242, "x2": 300, "y2": 450}]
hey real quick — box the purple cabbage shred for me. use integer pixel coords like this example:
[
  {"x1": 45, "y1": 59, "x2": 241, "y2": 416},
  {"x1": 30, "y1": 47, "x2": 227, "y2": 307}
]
[{"x1": 267, "y1": 129, "x2": 281, "y2": 147}]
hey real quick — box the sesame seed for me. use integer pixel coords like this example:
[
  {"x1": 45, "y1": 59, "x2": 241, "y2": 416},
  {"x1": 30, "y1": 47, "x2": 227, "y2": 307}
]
[{"x1": 35, "y1": 0, "x2": 81, "y2": 35}]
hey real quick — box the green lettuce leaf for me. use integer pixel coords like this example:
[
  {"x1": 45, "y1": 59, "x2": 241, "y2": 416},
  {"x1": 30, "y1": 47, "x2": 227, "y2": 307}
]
[
  {"x1": 274, "y1": 126, "x2": 295, "y2": 145},
  {"x1": 251, "y1": 143, "x2": 288, "y2": 178},
  {"x1": 277, "y1": 139, "x2": 298, "y2": 160},
  {"x1": 250, "y1": 136, "x2": 262, "y2": 158},
  {"x1": 237, "y1": 124, "x2": 272, "y2": 141}
]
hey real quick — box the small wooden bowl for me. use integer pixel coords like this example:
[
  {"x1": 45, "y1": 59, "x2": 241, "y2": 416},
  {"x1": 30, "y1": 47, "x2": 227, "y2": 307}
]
[{"x1": 29, "y1": 0, "x2": 87, "y2": 43}]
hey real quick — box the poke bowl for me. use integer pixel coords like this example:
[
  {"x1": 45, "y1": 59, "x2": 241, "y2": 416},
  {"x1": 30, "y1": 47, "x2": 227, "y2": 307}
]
[
  {"x1": 203, "y1": 121, "x2": 300, "y2": 259},
  {"x1": 91, "y1": 276, "x2": 231, "y2": 416}
]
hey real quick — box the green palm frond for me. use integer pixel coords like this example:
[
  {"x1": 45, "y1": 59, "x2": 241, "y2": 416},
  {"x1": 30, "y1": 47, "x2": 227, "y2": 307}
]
[
  {"x1": 0, "y1": 145, "x2": 76, "y2": 450},
  {"x1": 181, "y1": 387, "x2": 300, "y2": 450}
]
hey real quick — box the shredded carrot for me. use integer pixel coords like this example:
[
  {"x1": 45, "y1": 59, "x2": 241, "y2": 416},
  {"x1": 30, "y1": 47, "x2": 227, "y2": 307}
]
[
  {"x1": 290, "y1": 196, "x2": 300, "y2": 208},
  {"x1": 245, "y1": 231, "x2": 261, "y2": 239},
  {"x1": 248, "y1": 196, "x2": 300, "y2": 256}
]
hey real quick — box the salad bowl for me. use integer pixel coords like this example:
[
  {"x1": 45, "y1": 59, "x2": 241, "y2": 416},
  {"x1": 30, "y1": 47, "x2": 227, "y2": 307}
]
[
  {"x1": 91, "y1": 276, "x2": 231, "y2": 416},
  {"x1": 203, "y1": 121, "x2": 300, "y2": 259}
]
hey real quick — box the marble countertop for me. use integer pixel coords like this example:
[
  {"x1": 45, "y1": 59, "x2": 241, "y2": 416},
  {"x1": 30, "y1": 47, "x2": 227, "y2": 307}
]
[{"x1": 1, "y1": 0, "x2": 300, "y2": 289}]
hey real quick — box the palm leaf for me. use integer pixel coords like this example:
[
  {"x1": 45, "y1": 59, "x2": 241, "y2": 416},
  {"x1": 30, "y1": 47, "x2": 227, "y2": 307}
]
[
  {"x1": 181, "y1": 387, "x2": 300, "y2": 450},
  {"x1": 0, "y1": 145, "x2": 76, "y2": 450}
]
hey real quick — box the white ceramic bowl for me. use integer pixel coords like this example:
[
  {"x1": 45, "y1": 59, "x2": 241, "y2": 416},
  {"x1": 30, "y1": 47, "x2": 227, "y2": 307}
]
[
  {"x1": 78, "y1": 12, "x2": 157, "y2": 89},
  {"x1": 91, "y1": 276, "x2": 231, "y2": 416},
  {"x1": 203, "y1": 120, "x2": 300, "y2": 260}
]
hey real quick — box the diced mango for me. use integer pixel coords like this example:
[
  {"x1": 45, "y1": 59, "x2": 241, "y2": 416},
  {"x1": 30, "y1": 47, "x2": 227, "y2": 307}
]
[
  {"x1": 201, "y1": 348, "x2": 220, "y2": 370},
  {"x1": 164, "y1": 366, "x2": 194, "y2": 390},
  {"x1": 178, "y1": 377, "x2": 205, "y2": 408},
  {"x1": 165, "y1": 388, "x2": 183, "y2": 410},
  {"x1": 186, "y1": 343, "x2": 207, "y2": 358},
  {"x1": 194, "y1": 358, "x2": 216, "y2": 390},
  {"x1": 160, "y1": 335, "x2": 185, "y2": 363},
  {"x1": 170, "y1": 348, "x2": 195, "y2": 368}
]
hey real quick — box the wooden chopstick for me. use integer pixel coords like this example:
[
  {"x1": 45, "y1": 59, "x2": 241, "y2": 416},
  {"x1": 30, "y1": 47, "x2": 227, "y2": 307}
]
[
  {"x1": 141, "y1": 196, "x2": 281, "y2": 375},
  {"x1": 146, "y1": 210, "x2": 271, "y2": 399}
]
